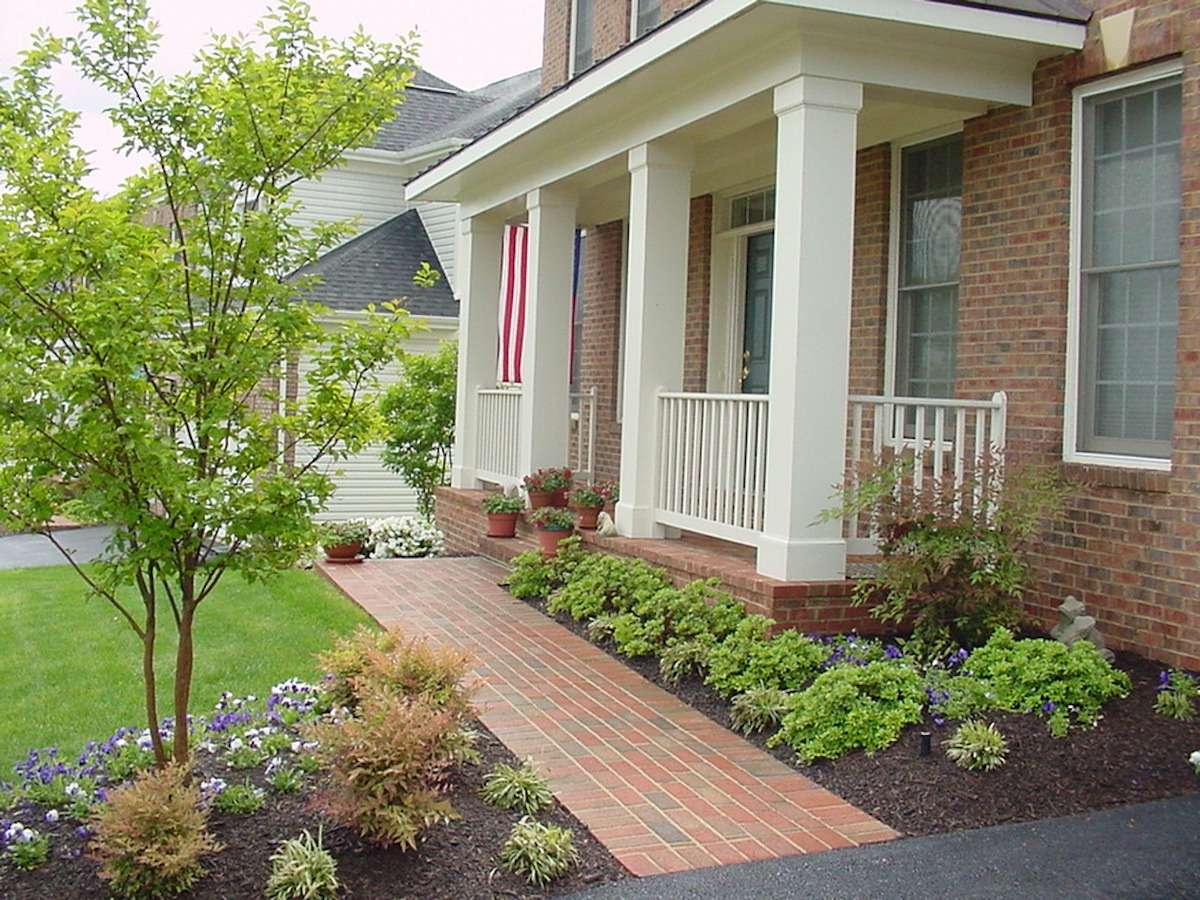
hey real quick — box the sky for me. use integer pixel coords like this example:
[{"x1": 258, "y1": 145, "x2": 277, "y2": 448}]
[{"x1": 0, "y1": 0, "x2": 544, "y2": 194}]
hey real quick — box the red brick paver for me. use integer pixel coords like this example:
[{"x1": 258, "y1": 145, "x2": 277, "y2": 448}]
[{"x1": 319, "y1": 557, "x2": 898, "y2": 874}]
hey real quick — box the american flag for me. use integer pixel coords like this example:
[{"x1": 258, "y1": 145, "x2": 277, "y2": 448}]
[{"x1": 496, "y1": 224, "x2": 583, "y2": 384}]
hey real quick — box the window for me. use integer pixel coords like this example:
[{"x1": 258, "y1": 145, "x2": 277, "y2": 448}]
[
  {"x1": 633, "y1": 0, "x2": 661, "y2": 38},
  {"x1": 895, "y1": 135, "x2": 962, "y2": 401},
  {"x1": 570, "y1": 231, "x2": 586, "y2": 388},
  {"x1": 570, "y1": 0, "x2": 594, "y2": 77},
  {"x1": 730, "y1": 188, "x2": 775, "y2": 229},
  {"x1": 1074, "y1": 72, "x2": 1180, "y2": 462}
]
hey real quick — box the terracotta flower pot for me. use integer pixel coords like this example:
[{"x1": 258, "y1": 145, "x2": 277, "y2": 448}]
[
  {"x1": 535, "y1": 528, "x2": 572, "y2": 557},
  {"x1": 323, "y1": 541, "x2": 363, "y2": 563},
  {"x1": 573, "y1": 505, "x2": 601, "y2": 530},
  {"x1": 486, "y1": 511, "x2": 520, "y2": 538},
  {"x1": 551, "y1": 488, "x2": 570, "y2": 508},
  {"x1": 527, "y1": 490, "x2": 555, "y2": 509}
]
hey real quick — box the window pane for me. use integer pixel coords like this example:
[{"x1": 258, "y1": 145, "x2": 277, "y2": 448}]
[
  {"x1": 636, "y1": 0, "x2": 661, "y2": 37},
  {"x1": 573, "y1": 0, "x2": 594, "y2": 74}
]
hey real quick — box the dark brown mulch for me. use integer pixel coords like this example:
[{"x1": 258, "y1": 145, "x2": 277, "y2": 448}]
[
  {"x1": 516, "y1": 593, "x2": 1200, "y2": 838},
  {"x1": 0, "y1": 722, "x2": 626, "y2": 900}
]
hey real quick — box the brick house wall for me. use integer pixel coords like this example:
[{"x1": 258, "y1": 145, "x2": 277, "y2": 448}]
[{"x1": 539, "y1": 0, "x2": 1199, "y2": 667}]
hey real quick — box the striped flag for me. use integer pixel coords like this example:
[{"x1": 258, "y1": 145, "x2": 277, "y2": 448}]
[{"x1": 496, "y1": 224, "x2": 584, "y2": 385}]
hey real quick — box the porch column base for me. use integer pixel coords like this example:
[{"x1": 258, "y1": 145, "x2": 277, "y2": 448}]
[
  {"x1": 614, "y1": 501, "x2": 666, "y2": 539},
  {"x1": 756, "y1": 535, "x2": 847, "y2": 582}
]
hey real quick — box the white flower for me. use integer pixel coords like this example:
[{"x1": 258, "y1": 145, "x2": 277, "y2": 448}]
[
  {"x1": 44, "y1": 810, "x2": 59, "y2": 824},
  {"x1": 290, "y1": 740, "x2": 302, "y2": 754},
  {"x1": 229, "y1": 738, "x2": 243, "y2": 752},
  {"x1": 1190, "y1": 750, "x2": 1200, "y2": 771},
  {"x1": 64, "y1": 782, "x2": 82, "y2": 798}
]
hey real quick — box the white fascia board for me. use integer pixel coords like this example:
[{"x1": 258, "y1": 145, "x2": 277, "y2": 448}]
[
  {"x1": 768, "y1": 0, "x2": 1086, "y2": 48},
  {"x1": 406, "y1": 0, "x2": 1083, "y2": 204}
]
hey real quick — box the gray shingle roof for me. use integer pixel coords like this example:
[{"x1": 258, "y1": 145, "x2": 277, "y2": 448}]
[
  {"x1": 930, "y1": 0, "x2": 1091, "y2": 22},
  {"x1": 296, "y1": 210, "x2": 457, "y2": 318}
]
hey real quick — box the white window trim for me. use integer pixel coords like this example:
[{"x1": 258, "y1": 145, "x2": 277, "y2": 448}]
[
  {"x1": 568, "y1": 0, "x2": 588, "y2": 80},
  {"x1": 884, "y1": 122, "x2": 965, "y2": 399},
  {"x1": 1063, "y1": 59, "x2": 1183, "y2": 474},
  {"x1": 630, "y1": 0, "x2": 661, "y2": 42}
]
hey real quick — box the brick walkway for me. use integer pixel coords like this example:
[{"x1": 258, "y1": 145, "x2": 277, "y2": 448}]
[{"x1": 318, "y1": 557, "x2": 897, "y2": 876}]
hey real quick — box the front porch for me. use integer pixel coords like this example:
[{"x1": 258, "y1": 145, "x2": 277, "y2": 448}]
[{"x1": 412, "y1": 1, "x2": 1080, "y2": 584}]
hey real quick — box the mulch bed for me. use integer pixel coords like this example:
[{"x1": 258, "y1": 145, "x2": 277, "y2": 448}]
[
  {"x1": 0, "y1": 722, "x2": 627, "y2": 900},
  {"x1": 517, "y1": 593, "x2": 1200, "y2": 838}
]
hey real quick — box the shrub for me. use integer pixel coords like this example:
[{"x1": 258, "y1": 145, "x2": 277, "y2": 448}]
[
  {"x1": 610, "y1": 580, "x2": 747, "y2": 658},
  {"x1": 959, "y1": 628, "x2": 1131, "y2": 736},
  {"x1": 546, "y1": 553, "x2": 672, "y2": 621},
  {"x1": 504, "y1": 537, "x2": 587, "y2": 600},
  {"x1": 482, "y1": 493, "x2": 524, "y2": 514},
  {"x1": 730, "y1": 686, "x2": 793, "y2": 735},
  {"x1": 213, "y1": 780, "x2": 265, "y2": 815},
  {"x1": 830, "y1": 465, "x2": 1072, "y2": 659},
  {"x1": 499, "y1": 817, "x2": 579, "y2": 887},
  {"x1": 659, "y1": 638, "x2": 714, "y2": 685},
  {"x1": 318, "y1": 626, "x2": 474, "y2": 714},
  {"x1": 306, "y1": 684, "x2": 468, "y2": 848},
  {"x1": 944, "y1": 721, "x2": 1008, "y2": 771},
  {"x1": 705, "y1": 621, "x2": 828, "y2": 698},
  {"x1": 266, "y1": 828, "x2": 340, "y2": 900},
  {"x1": 365, "y1": 516, "x2": 444, "y2": 559},
  {"x1": 91, "y1": 765, "x2": 221, "y2": 899},
  {"x1": 480, "y1": 760, "x2": 553, "y2": 815},
  {"x1": 769, "y1": 661, "x2": 925, "y2": 763},
  {"x1": 3, "y1": 822, "x2": 50, "y2": 870},
  {"x1": 1154, "y1": 670, "x2": 1198, "y2": 721}
]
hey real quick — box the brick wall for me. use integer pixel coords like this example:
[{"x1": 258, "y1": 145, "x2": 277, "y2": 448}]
[
  {"x1": 684, "y1": 195, "x2": 713, "y2": 391},
  {"x1": 849, "y1": 145, "x2": 892, "y2": 397},
  {"x1": 579, "y1": 220, "x2": 625, "y2": 480}
]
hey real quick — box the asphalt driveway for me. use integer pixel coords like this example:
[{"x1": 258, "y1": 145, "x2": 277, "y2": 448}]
[
  {"x1": 574, "y1": 794, "x2": 1200, "y2": 899},
  {"x1": 0, "y1": 526, "x2": 113, "y2": 570}
]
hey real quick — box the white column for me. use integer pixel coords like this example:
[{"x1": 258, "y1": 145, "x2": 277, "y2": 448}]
[
  {"x1": 451, "y1": 216, "x2": 503, "y2": 489},
  {"x1": 757, "y1": 75, "x2": 862, "y2": 582},
  {"x1": 517, "y1": 187, "x2": 577, "y2": 476},
  {"x1": 616, "y1": 141, "x2": 693, "y2": 538}
]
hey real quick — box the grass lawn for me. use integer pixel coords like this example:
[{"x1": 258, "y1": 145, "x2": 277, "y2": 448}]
[{"x1": 0, "y1": 565, "x2": 376, "y2": 770}]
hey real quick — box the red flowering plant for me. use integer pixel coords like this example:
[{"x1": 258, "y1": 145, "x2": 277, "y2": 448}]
[{"x1": 522, "y1": 468, "x2": 573, "y2": 494}]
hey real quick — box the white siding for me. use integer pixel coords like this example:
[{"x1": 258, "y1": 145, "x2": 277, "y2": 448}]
[
  {"x1": 296, "y1": 318, "x2": 457, "y2": 521},
  {"x1": 289, "y1": 159, "x2": 410, "y2": 240},
  {"x1": 418, "y1": 202, "x2": 460, "y2": 289}
]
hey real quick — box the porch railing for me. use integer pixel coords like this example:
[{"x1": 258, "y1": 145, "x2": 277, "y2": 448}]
[
  {"x1": 569, "y1": 386, "x2": 598, "y2": 484},
  {"x1": 475, "y1": 385, "x2": 522, "y2": 485},
  {"x1": 655, "y1": 392, "x2": 769, "y2": 545},
  {"x1": 845, "y1": 391, "x2": 1008, "y2": 554}
]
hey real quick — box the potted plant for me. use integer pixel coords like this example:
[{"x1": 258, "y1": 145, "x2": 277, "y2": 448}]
[
  {"x1": 527, "y1": 506, "x2": 576, "y2": 557},
  {"x1": 321, "y1": 520, "x2": 370, "y2": 564},
  {"x1": 596, "y1": 480, "x2": 620, "y2": 517},
  {"x1": 568, "y1": 485, "x2": 606, "y2": 530},
  {"x1": 522, "y1": 467, "x2": 573, "y2": 509},
  {"x1": 481, "y1": 494, "x2": 524, "y2": 538}
]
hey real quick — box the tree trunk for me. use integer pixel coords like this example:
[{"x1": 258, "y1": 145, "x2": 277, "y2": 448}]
[
  {"x1": 172, "y1": 602, "x2": 196, "y2": 764},
  {"x1": 141, "y1": 604, "x2": 168, "y2": 766}
]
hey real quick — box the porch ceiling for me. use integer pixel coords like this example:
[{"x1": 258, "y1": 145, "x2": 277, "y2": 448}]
[{"x1": 406, "y1": 0, "x2": 1084, "y2": 218}]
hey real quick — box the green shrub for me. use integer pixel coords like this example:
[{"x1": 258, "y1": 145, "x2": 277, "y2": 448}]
[
  {"x1": 609, "y1": 580, "x2": 747, "y2": 658},
  {"x1": 266, "y1": 828, "x2": 340, "y2": 900},
  {"x1": 830, "y1": 465, "x2": 1072, "y2": 659},
  {"x1": 944, "y1": 721, "x2": 1008, "y2": 771},
  {"x1": 213, "y1": 780, "x2": 265, "y2": 815},
  {"x1": 769, "y1": 661, "x2": 925, "y2": 763},
  {"x1": 305, "y1": 684, "x2": 469, "y2": 848},
  {"x1": 546, "y1": 553, "x2": 672, "y2": 621},
  {"x1": 705, "y1": 622, "x2": 828, "y2": 698},
  {"x1": 480, "y1": 760, "x2": 553, "y2": 815},
  {"x1": 959, "y1": 628, "x2": 1131, "y2": 736},
  {"x1": 499, "y1": 817, "x2": 579, "y2": 887},
  {"x1": 504, "y1": 537, "x2": 587, "y2": 599},
  {"x1": 91, "y1": 765, "x2": 221, "y2": 899},
  {"x1": 1154, "y1": 670, "x2": 1198, "y2": 721},
  {"x1": 730, "y1": 686, "x2": 793, "y2": 735},
  {"x1": 317, "y1": 626, "x2": 474, "y2": 715},
  {"x1": 659, "y1": 638, "x2": 714, "y2": 685}
]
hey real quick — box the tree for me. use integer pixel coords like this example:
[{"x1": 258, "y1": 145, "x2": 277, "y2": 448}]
[
  {"x1": 379, "y1": 341, "x2": 456, "y2": 516},
  {"x1": 0, "y1": 0, "x2": 419, "y2": 765}
]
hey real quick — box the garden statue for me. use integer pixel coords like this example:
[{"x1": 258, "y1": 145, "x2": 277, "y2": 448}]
[
  {"x1": 1050, "y1": 595, "x2": 1114, "y2": 661},
  {"x1": 595, "y1": 512, "x2": 618, "y2": 538}
]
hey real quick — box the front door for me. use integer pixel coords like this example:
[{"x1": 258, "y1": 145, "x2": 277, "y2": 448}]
[{"x1": 740, "y1": 231, "x2": 774, "y2": 394}]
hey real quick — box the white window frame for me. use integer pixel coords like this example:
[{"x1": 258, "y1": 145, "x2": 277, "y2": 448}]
[
  {"x1": 630, "y1": 0, "x2": 662, "y2": 41},
  {"x1": 884, "y1": 122, "x2": 964, "y2": 398},
  {"x1": 1063, "y1": 59, "x2": 1183, "y2": 473},
  {"x1": 568, "y1": 0, "x2": 593, "y2": 80}
]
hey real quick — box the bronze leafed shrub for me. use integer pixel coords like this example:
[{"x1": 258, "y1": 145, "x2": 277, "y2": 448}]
[{"x1": 90, "y1": 765, "x2": 221, "y2": 899}]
